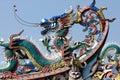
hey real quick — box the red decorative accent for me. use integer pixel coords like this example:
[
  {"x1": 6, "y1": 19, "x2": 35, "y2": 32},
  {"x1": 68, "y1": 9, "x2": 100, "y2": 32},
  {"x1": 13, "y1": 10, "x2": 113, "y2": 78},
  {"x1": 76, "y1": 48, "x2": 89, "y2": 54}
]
[
  {"x1": 89, "y1": 23, "x2": 97, "y2": 35},
  {"x1": 0, "y1": 72, "x2": 19, "y2": 79},
  {"x1": 80, "y1": 49, "x2": 83, "y2": 56},
  {"x1": 9, "y1": 30, "x2": 24, "y2": 49},
  {"x1": 42, "y1": 66, "x2": 51, "y2": 72},
  {"x1": 101, "y1": 18, "x2": 115, "y2": 32},
  {"x1": 59, "y1": 15, "x2": 69, "y2": 28}
]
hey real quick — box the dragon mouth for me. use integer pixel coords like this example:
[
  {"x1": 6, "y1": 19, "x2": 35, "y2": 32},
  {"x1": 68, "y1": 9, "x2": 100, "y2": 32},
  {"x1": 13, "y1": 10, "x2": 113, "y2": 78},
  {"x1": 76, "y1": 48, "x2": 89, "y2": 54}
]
[
  {"x1": 40, "y1": 21, "x2": 52, "y2": 35},
  {"x1": 41, "y1": 27, "x2": 51, "y2": 35},
  {"x1": 41, "y1": 24, "x2": 59, "y2": 35},
  {"x1": 40, "y1": 21, "x2": 51, "y2": 28}
]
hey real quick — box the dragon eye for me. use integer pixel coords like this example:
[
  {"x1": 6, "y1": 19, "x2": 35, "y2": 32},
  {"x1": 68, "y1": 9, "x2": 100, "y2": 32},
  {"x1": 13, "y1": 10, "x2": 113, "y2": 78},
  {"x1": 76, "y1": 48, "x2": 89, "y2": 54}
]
[
  {"x1": 51, "y1": 23, "x2": 56, "y2": 28},
  {"x1": 74, "y1": 43, "x2": 77, "y2": 45},
  {"x1": 51, "y1": 24, "x2": 55, "y2": 28},
  {"x1": 74, "y1": 42, "x2": 78, "y2": 45}
]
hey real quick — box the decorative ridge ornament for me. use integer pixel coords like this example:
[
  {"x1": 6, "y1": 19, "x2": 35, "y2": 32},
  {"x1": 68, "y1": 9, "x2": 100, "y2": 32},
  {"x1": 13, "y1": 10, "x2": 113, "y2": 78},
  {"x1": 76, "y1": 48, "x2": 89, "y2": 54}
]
[{"x1": 0, "y1": 0, "x2": 117, "y2": 80}]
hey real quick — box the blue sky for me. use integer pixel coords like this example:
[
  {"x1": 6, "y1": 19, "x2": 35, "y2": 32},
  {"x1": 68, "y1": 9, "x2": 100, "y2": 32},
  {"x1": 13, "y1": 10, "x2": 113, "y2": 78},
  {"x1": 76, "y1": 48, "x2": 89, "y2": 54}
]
[{"x1": 0, "y1": 0, "x2": 120, "y2": 60}]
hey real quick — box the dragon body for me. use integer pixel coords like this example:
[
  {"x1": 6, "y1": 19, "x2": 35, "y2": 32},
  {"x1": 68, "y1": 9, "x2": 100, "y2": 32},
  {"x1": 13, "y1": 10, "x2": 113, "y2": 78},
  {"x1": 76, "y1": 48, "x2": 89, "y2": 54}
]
[
  {"x1": 0, "y1": 39, "x2": 62, "y2": 70},
  {"x1": 0, "y1": 59, "x2": 18, "y2": 73},
  {"x1": 92, "y1": 43, "x2": 120, "y2": 80},
  {"x1": 0, "y1": 43, "x2": 18, "y2": 72},
  {"x1": 100, "y1": 44, "x2": 120, "y2": 60},
  {"x1": 0, "y1": 37, "x2": 84, "y2": 71}
]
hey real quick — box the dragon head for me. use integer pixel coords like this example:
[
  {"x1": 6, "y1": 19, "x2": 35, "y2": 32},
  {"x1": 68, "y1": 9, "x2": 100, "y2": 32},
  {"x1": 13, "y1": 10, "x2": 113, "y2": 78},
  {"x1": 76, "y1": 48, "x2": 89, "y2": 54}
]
[
  {"x1": 73, "y1": 41, "x2": 83, "y2": 49},
  {"x1": 72, "y1": 41, "x2": 89, "y2": 51},
  {"x1": 0, "y1": 38, "x2": 28, "y2": 59},
  {"x1": 0, "y1": 39, "x2": 16, "y2": 59},
  {"x1": 39, "y1": 7, "x2": 74, "y2": 36},
  {"x1": 4, "y1": 48, "x2": 16, "y2": 59},
  {"x1": 40, "y1": 18, "x2": 59, "y2": 35},
  {"x1": 0, "y1": 38, "x2": 10, "y2": 48},
  {"x1": 65, "y1": 41, "x2": 84, "y2": 53}
]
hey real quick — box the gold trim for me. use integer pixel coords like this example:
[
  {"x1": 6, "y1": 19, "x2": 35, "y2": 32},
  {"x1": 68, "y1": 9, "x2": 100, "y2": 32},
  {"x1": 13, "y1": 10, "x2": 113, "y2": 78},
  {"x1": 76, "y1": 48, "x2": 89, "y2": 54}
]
[{"x1": 16, "y1": 46, "x2": 43, "y2": 70}]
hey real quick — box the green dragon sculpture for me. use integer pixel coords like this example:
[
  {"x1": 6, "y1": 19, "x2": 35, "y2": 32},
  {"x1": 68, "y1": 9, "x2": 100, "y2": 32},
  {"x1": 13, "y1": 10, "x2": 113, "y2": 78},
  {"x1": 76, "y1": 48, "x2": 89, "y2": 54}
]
[
  {"x1": 0, "y1": 47, "x2": 18, "y2": 73},
  {"x1": 0, "y1": 30, "x2": 85, "y2": 72},
  {"x1": 100, "y1": 43, "x2": 120, "y2": 60},
  {"x1": 92, "y1": 43, "x2": 120, "y2": 80}
]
